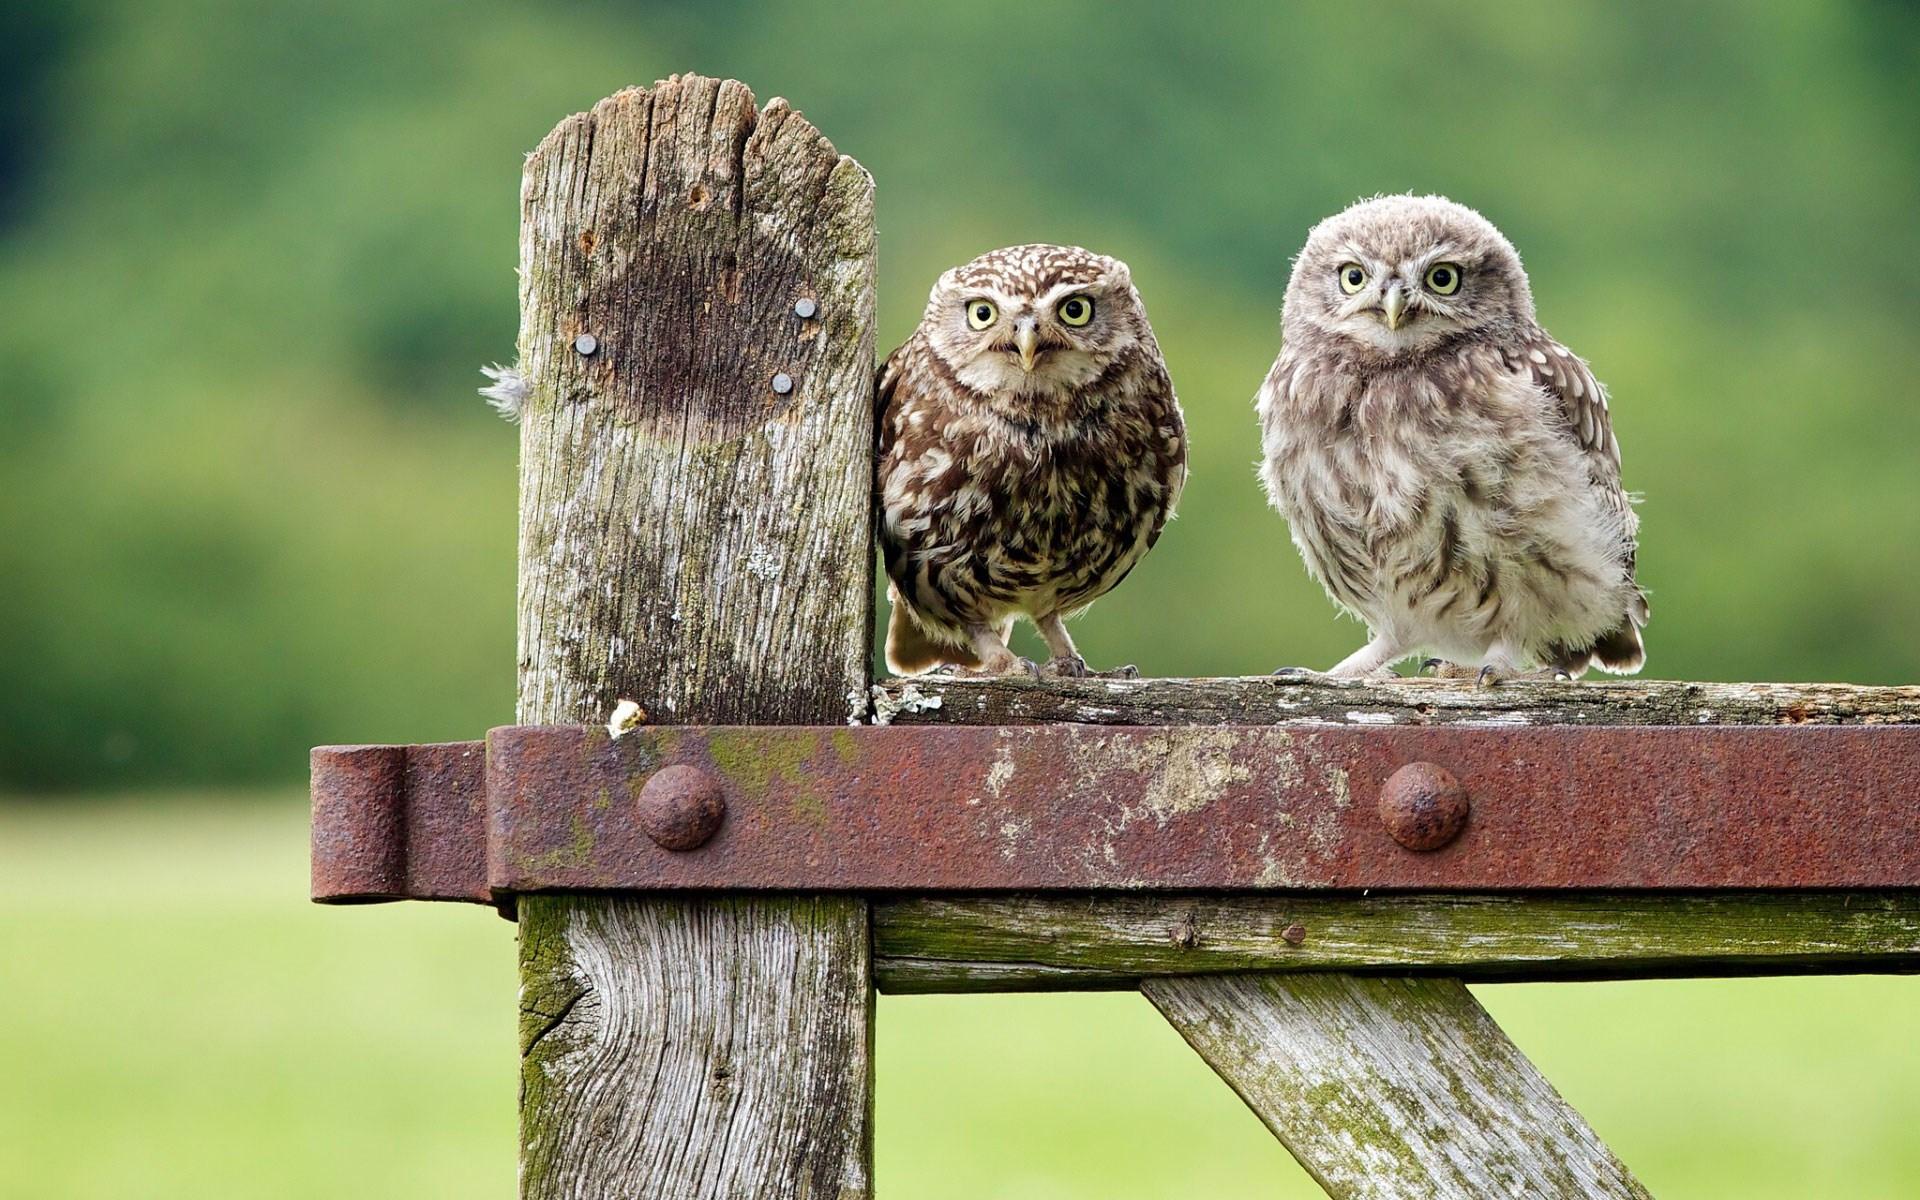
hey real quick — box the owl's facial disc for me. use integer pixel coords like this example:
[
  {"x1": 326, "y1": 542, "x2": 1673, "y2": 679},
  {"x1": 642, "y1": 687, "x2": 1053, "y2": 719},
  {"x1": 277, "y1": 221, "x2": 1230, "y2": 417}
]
[
  {"x1": 927, "y1": 247, "x2": 1137, "y2": 405},
  {"x1": 1287, "y1": 197, "x2": 1534, "y2": 359},
  {"x1": 983, "y1": 285, "x2": 1110, "y2": 377},
  {"x1": 946, "y1": 287, "x2": 1117, "y2": 397},
  {"x1": 1326, "y1": 255, "x2": 1470, "y2": 352}
]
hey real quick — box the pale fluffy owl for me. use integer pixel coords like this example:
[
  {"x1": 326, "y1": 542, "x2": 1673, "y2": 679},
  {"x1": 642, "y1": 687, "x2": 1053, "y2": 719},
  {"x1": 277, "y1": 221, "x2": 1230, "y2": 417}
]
[
  {"x1": 878, "y1": 244, "x2": 1186, "y2": 677},
  {"x1": 1256, "y1": 195, "x2": 1646, "y2": 683}
]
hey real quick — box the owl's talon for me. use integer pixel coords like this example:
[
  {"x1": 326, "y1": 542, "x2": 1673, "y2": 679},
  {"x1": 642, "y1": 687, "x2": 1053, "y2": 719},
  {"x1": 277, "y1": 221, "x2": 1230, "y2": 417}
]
[
  {"x1": 1271, "y1": 666, "x2": 1330, "y2": 682},
  {"x1": 1099, "y1": 663, "x2": 1141, "y2": 680},
  {"x1": 1419, "y1": 658, "x2": 1444, "y2": 677},
  {"x1": 989, "y1": 656, "x2": 1040, "y2": 679},
  {"x1": 1041, "y1": 654, "x2": 1090, "y2": 679},
  {"x1": 942, "y1": 656, "x2": 1040, "y2": 680},
  {"x1": 1473, "y1": 664, "x2": 1572, "y2": 688}
]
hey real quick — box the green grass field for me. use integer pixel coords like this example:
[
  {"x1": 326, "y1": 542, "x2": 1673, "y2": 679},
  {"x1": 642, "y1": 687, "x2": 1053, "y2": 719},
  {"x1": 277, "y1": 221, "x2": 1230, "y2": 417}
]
[{"x1": 3, "y1": 797, "x2": 1915, "y2": 1198}]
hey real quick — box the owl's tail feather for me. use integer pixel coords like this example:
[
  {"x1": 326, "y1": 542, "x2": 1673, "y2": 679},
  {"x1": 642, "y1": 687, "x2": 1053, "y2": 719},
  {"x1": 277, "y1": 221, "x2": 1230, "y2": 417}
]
[
  {"x1": 1588, "y1": 618, "x2": 1646, "y2": 675},
  {"x1": 885, "y1": 595, "x2": 979, "y2": 676}
]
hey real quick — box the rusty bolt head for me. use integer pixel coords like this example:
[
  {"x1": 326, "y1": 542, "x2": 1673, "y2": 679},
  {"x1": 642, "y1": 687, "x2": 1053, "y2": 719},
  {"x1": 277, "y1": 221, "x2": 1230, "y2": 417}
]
[
  {"x1": 637, "y1": 765, "x2": 726, "y2": 851},
  {"x1": 1378, "y1": 761, "x2": 1470, "y2": 851},
  {"x1": 1281, "y1": 922, "x2": 1307, "y2": 945}
]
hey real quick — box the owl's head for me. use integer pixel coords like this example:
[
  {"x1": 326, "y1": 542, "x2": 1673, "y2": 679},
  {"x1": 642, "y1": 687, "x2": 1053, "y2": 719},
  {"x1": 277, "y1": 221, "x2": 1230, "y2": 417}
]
[
  {"x1": 1285, "y1": 195, "x2": 1535, "y2": 358},
  {"x1": 922, "y1": 244, "x2": 1148, "y2": 402}
]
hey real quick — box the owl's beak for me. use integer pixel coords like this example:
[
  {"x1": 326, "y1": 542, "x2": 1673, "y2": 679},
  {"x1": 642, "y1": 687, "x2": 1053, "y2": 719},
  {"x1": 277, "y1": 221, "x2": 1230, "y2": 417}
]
[
  {"x1": 1014, "y1": 320, "x2": 1040, "y2": 372},
  {"x1": 1381, "y1": 283, "x2": 1408, "y2": 331}
]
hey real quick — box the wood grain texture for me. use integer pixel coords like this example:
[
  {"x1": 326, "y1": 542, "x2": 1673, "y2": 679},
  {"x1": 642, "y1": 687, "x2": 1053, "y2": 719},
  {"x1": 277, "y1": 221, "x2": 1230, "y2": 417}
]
[
  {"x1": 874, "y1": 891, "x2": 1920, "y2": 992},
  {"x1": 517, "y1": 75, "x2": 876, "y2": 728},
  {"x1": 871, "y1": 674, "x2": 1920, "y2": 728},
  {"x1": 1145, "y1": 973, "x2": 1652, "y2": 1199},
  {"x1": 513, "y1": 75, "x2": 875, "y2": 1200},
  {"x1": 520, "y1": 895, "x2": 870, "y2": 1199}
]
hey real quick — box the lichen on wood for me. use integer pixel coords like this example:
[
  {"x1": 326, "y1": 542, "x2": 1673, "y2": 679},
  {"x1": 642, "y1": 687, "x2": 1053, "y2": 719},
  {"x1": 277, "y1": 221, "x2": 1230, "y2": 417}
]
[
  {"x1": 1146, "y1": 972, "x2": 1652, "y2": 1199},
  {"x1": 872, "y1": 674, "x2": 1920, "y2": 728}
]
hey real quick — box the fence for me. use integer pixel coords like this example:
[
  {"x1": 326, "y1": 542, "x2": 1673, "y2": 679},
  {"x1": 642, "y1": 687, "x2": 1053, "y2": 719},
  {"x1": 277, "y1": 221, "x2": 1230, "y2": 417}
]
[{"x1": 310, "y1": 73, "x2": 1920, "y2": 1199}]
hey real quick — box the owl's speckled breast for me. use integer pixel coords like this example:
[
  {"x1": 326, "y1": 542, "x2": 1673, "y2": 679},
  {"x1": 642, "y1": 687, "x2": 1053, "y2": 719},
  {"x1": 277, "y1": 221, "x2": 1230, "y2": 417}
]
[
  {"x1": 883, "y1": 390, "x2": 1182, "y2": 628},
  {"x1": 1260, "y1": 348, "x2": 1636, "y2": 665},
  {"x1": 878, "y1": 334, "x2": 1184, "y2": 638}
]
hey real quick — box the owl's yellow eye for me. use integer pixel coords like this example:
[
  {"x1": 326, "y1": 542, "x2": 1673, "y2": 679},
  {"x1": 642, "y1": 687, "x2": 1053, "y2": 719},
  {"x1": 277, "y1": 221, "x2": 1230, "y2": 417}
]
[
  {"x1": 1057, "y1": 294, "x2": 1095, "y2": 327},
  {"x1": 965, "y1": 299, "x2": 998, "y2": 331},
  {"x1": 1338, "y1": 263, "x2": 1368, "y2": 295},
  {"x1": 1052, "y1": 291, "x2": 1098, "y2": 324},
  {"x1": 1425, "y1": 262, "x2": 1463, "y2": 295}
]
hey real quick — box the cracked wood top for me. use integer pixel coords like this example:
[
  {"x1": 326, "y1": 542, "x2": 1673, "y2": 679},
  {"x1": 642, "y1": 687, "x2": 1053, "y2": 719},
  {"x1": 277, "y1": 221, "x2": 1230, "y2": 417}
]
[{"x1": 869, "y1": 674, "x2": 1920, "y2": 727}]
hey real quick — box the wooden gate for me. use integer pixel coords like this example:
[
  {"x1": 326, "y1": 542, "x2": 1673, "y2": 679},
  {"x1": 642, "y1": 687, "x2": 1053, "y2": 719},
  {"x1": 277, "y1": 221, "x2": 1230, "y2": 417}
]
[{"x1": 310, "y1": 74, "x2": 1920, "y2": 1198}]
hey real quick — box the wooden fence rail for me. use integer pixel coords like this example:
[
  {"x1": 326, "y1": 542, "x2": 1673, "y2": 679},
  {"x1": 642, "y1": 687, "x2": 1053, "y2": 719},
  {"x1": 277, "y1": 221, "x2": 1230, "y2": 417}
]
[{"x1": 308, "y1": 73, "x2": 1920, "y2": 1199}]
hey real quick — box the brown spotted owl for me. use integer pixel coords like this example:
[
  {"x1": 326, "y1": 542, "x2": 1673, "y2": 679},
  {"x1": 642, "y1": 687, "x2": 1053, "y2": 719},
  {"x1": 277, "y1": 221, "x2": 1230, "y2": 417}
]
[
  {"x1": 877, "y1": 244, "x2": 1186, "y2": 677},
  {"x1": 1257, "y1": 195, "x2": 1647, "y2": 683}
]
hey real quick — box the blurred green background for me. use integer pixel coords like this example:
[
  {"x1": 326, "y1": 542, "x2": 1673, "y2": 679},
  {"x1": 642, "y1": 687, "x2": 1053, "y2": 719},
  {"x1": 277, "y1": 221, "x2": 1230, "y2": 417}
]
[{"x1": 1, "y1": 1, "x2": 1914, "y2": 1196}]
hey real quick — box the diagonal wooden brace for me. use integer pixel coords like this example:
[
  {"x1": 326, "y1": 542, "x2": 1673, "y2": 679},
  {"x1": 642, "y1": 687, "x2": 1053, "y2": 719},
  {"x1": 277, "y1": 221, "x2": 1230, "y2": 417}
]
[{"x1": 1148, "y1": 972, "x2": 1652, "y2": 1198}]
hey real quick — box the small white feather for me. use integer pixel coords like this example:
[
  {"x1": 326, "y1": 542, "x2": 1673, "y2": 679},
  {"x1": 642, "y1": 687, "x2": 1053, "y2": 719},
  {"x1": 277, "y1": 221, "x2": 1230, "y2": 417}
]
[{"x1": 478, "y1": 363, "x2": 528, "y2": 422}]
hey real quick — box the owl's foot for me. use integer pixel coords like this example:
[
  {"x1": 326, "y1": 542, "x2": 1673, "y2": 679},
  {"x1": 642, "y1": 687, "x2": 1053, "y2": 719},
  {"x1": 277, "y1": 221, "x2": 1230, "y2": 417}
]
[
  {"x1": 1416, "y1": 660, "x2": 1569, "y2": 687},
  {"x1": 1039, "y1": 655, "x2": 1138, "y2": 680},
  {"x1": 1470, "y1": 664, "x2": 1575, "y2": 689},
  {"x1": 942, "y1": 657, "x2": 1040, "y2": 680},
  {"x1": 946, "y1": 623, "x2": 1036, "y2": 678},
  {"x1": 1030, "y1": 614, "x2": 1136, "y2": 680},
  {"x1": 1271, "y1": 666, "x2": 1334, "y2": 682},
  {"x1": 1041, "y1": 654, "x2": 1089, "y2": 679},
  {"x1": 1274, "y1": 665, "x2": 1405, "y2": 682}
]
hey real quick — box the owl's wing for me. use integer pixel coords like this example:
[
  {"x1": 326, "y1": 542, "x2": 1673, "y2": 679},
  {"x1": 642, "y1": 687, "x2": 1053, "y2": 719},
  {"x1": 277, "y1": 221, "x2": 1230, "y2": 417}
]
[
  {"x1": 1502, "y1": 329, "x2": 1647, "y2": 618},
  {"x1": 874, "y1": 337, "x2": 921, "y2": 457},
  {"x1": 875, "y1": 346, "x2": 902, "y2": 413},
  {"x1": 1501, "y1": 330, "x2": 1619, "y2": 484}
]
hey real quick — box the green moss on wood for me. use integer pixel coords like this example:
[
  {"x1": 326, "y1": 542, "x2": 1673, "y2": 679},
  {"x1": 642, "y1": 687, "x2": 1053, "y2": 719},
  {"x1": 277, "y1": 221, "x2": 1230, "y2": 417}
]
[
  {"x1": 1146, "y1": 972, "x2": 1652, "y2": 1197},
  {"x1": 874, "y1": 892, "x2": 1920, "y2": 992}
]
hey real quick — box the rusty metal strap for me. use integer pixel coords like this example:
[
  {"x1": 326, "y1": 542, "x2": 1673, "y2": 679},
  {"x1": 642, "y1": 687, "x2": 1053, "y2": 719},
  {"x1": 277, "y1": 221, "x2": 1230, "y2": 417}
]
[{"x1": 310, "y1": 723, "x2": 1920, "y2": 908}]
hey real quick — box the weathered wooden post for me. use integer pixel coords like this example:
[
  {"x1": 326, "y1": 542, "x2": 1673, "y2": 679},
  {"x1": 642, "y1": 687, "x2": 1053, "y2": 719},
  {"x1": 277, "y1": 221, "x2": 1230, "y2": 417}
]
[{"x1": 509, "y1": 76, "x2": 876, "y2": 1198}]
